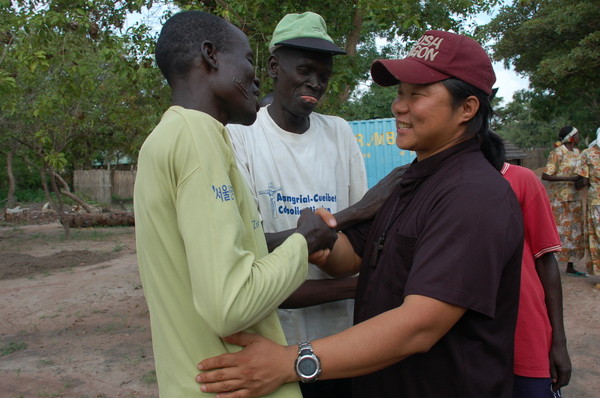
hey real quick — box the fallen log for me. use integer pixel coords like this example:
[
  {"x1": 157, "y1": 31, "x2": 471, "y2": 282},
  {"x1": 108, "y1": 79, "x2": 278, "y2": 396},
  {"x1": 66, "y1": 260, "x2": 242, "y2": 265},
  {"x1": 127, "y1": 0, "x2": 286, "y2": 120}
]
[
  {"x1": 3, "y1": 206, "x2": 30, "y2": 223},
  {"x1": 62, "y1": 212, "x2": 135, "y2": 228}
]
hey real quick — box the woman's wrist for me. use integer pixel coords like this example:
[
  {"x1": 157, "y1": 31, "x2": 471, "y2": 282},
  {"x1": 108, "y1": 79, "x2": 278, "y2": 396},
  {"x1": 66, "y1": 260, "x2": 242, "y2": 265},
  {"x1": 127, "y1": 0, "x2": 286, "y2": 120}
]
[{"x1": 285, "y1": 345, "x2": 302, "y2": 383}]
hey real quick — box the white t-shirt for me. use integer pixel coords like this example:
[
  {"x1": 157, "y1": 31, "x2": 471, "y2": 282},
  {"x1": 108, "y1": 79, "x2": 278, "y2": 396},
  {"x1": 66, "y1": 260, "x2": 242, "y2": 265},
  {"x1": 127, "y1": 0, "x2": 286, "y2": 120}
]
[{"x1": 228, "y1": 106, "x2": 367, "y2": 343}]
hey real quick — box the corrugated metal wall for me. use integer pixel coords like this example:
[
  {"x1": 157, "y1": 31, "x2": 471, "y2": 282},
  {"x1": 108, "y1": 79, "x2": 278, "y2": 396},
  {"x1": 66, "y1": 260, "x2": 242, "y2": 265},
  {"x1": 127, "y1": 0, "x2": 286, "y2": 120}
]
[{"x1": 349, "y1": 118, "x2": 416, "y2": 188}]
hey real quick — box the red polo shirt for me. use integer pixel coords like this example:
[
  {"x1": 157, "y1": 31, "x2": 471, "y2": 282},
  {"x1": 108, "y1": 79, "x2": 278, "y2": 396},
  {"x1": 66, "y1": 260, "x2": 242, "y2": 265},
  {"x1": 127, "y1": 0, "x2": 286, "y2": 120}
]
[{"x1": 502, "y1": 162, "x2": 560, "y2": 377}]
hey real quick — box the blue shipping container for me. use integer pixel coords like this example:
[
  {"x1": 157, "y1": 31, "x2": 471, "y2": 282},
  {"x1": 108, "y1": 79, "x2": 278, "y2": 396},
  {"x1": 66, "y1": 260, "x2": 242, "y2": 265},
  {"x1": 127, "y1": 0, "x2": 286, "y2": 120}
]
[{"x1": 349, "y1": 118, "x2": 416, "y2": 188}]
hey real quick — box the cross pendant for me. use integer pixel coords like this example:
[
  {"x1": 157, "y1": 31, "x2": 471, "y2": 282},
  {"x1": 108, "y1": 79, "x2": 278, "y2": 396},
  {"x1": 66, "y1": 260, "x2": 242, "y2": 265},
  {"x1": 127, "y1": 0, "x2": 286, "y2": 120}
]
[{"x1": 370, "y1": 233, "x2": 386, "y2": 268}]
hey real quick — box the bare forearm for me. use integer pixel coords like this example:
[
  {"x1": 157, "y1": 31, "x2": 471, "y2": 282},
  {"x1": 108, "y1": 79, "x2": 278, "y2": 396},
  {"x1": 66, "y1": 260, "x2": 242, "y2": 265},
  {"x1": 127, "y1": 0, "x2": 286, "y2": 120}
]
[
  {"x1": 334, "y1": 165, "x2": 407, "y2": 230},
  {"x1": 196, "y1": 295, "x2": 466, "y2": 396},
  {"x1": 279, "y1": 277, "x2": 357, "y2": 308},
  {"x1": 266, "y1": 209, "x2": 338, "y2": 254},
  {"x1": 334, "y1": 205, "x2": 369, "y2": 230},
  {"x1": 307, "y1": 295, "x2": 466, "y2": 380},
  {"x1": 265, "y1": 230, "x2": 295, "y2": 252},
  {"x1": 265, "y1": 166, "x2": 407, "y2": 255},
  {"x1": 535, "y1": 253, "x2": 568, "y2": 344},
  {"x1": 317, "y1": 232, "x2": 362, "y2": 277},
  {"x1": 542, "y1": 173, "x2": 579, "y2": 183},
  {"x1": 535, "y1": 252, "x2": 572, "y2": 389}
]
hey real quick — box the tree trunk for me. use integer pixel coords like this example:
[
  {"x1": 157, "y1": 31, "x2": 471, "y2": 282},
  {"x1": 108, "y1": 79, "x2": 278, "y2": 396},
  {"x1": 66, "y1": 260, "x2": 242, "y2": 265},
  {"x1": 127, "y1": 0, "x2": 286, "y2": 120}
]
[
  {"x1": 6, "y1": 149, "x2": 16, "y2": 208},
  {"x1": 41, "y1": 167, "x2": 71, "y2": 237},
  {"x1": 345, "y1": 7, "x2": 363, "y2": 57},
  {"x1": 339, "y1": 7, "x2": 364, "y2": 103}
]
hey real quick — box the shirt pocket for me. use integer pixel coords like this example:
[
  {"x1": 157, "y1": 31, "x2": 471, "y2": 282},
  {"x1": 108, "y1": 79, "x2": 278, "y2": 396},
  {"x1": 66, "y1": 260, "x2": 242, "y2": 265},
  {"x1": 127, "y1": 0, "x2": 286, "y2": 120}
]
[{"x1": 380, "y1": 231, "x2": 417, "y2": 296}]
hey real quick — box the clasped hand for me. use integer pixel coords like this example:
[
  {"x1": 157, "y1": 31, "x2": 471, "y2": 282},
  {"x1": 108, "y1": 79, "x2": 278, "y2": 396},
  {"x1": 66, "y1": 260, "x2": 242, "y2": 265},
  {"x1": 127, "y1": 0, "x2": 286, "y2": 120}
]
[
  {"x1": 196, "y1": 332, "x2": 294, "y2": 398},
  {"x1": 296, "y1": 207, "x2": 338, "y2": 258}
]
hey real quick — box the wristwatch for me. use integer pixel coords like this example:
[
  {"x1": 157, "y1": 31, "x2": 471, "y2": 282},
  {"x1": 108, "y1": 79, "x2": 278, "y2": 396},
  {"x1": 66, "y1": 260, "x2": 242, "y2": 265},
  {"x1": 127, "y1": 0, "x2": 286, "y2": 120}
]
[{"x1": 294, "y1": 341, "x2": 321, "y2": 383}]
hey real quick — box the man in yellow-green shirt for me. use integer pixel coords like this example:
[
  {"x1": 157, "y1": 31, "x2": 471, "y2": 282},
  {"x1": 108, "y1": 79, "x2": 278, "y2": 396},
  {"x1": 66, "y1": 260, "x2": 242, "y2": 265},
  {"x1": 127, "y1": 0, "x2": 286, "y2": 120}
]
[{"x1": 134, "y1": 11, "x2": 337, "y2": 396}]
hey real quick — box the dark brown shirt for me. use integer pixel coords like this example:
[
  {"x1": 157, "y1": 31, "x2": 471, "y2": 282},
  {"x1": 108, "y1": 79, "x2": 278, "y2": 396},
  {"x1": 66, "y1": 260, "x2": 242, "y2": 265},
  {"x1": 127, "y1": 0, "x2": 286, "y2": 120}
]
[{"x1": 345, "y1": 139, "x2": 523, "y2": 398}]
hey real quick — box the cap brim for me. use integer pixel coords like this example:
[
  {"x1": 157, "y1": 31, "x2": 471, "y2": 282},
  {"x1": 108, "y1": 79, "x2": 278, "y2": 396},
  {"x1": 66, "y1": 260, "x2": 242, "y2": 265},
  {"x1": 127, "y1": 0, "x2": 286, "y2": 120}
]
[
  {"x1": 273, "y1": 37, "x2": 346, "y2": 55},
  {"x1": 371, "y1": 59, "x2": 450, "y2": 87}
]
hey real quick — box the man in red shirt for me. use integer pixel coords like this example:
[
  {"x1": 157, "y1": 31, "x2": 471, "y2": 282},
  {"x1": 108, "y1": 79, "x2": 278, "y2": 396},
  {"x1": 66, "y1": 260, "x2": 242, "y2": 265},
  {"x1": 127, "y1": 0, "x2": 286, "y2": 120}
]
[{"x1": 501, "y1": 160, "x2": 572, "y2": 398}]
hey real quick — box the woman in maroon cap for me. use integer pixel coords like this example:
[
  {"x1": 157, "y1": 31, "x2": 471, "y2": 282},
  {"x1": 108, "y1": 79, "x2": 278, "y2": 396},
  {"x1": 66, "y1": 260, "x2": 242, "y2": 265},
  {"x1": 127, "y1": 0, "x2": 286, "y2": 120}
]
[{"x1": 196, "y1": 31, "x2": 524, "y2": 398}]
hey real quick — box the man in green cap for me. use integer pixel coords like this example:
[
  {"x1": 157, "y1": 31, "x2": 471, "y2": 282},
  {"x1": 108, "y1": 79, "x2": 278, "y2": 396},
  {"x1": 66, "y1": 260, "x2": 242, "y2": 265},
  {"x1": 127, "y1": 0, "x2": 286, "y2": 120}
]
[{"x1": 227, "y1": 11, "x2": 366, "y2": 398}]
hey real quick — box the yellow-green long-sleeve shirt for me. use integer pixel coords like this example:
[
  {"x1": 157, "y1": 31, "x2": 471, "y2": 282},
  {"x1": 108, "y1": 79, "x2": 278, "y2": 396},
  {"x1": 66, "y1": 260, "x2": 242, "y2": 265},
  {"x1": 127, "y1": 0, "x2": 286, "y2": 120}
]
[{"x1": 134, "y1": 106, "x2": 306, "y2": 397}]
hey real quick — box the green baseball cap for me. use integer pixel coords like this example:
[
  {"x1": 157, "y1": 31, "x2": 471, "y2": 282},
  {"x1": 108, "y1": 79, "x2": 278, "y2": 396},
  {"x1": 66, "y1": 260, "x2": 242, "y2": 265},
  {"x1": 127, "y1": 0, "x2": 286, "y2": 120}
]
[{"x1": 269, "y1": 12, "x2": 346, "y2": 55}]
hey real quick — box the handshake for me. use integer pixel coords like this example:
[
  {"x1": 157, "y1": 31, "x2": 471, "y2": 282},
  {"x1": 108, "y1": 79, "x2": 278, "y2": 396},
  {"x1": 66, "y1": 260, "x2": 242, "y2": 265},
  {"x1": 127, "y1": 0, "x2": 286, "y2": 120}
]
[
  {"x1": 295, "y1": 207, "x2": 338, "y2": 262},
  {"x1": 293, "y1": 164, "x2": 409, "y2": 266}
]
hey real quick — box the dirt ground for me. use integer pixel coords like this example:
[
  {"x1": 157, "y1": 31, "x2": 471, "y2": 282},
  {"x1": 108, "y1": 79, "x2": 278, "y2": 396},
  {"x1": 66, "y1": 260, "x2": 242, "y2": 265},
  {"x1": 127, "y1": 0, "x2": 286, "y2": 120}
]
[{"x1": 0, "y1": 214, "x2": 599, "y2": 397}]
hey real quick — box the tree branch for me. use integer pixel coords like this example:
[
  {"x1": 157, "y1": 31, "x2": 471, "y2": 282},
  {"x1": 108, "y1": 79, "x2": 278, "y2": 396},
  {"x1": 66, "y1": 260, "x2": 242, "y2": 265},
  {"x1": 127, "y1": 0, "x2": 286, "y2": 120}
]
[{"x1": 51, "y1": 171, "x2": 94, "y2": 213}]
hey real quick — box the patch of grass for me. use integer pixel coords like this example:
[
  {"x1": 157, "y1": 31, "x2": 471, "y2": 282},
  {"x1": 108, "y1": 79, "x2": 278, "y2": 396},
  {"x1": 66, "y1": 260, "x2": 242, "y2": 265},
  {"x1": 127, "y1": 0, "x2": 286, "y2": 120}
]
[
  {"x1": 59, "y1": 227, "x2": 132, "y2": 242},
  {"x1": 141, "y1": 370, "x2": 157, "y2": 385},
  {"x1": 97, "y1": 322, "x2": 125, "y2": 334},
  {"x1": 1, "y1": 225, "x2": 132, "y2": 244},
  {"x1": 112, "y1": 242, "x2": 126, "y2": 252},
  {"x1": 1, "y1": 341, "x2": 27, "y2": 356}
]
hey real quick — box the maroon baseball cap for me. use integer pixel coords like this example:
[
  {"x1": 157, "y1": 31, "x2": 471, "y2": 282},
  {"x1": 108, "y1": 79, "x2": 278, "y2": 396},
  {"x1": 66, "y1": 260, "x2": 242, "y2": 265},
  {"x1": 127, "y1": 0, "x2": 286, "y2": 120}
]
[{"x1": 370, "y1": 30, "x2": 496, "y2": 95}]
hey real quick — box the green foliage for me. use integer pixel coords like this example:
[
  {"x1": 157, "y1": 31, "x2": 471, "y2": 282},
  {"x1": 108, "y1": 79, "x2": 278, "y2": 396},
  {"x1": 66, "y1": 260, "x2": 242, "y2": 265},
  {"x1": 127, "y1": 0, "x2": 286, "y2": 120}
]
[
  {"x1": 171, "y1": 0, "x2": 497, "y2": 110},
  {"x1": 11, "y1": 0, "x2": 599, "y2": 200},
  {"x1": 494, "y1": 90, "x2": 569, "y2": 150},
  {"x1": 13, "y1": 189, "x2": 49, "y2": 203},
  {"x1": 0, "y1": 153, "x2": 40, "y2": 191},
  {"x1": 479, "y1": 0, "x2": 600, "y2": 143},
  {"x1": 1, "y1": 0, "x2": 501, "y2": 203},
  {"x1": 0, "y1": 0, "x2": 168, "y2": 206},
  {"x1": 339, "y1": 83, "x2": 397, "y2": 121},
  {"x1": 0, "y1": 187, "x2": 73, "y2": 204}
]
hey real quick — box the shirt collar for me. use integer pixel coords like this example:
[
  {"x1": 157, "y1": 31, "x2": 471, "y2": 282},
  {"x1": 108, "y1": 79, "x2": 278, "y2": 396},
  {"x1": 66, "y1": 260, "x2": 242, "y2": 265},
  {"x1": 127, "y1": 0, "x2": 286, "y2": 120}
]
[{"x1": 401, "y1": 138, "x2": 481, "y2": 185}]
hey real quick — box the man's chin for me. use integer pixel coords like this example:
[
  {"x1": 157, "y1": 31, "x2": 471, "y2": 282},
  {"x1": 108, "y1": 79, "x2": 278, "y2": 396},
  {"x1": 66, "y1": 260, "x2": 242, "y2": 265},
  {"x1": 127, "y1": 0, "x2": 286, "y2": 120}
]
[
  {"x1": 296, "y1": 102, "x2": 316, "y2": 116},
  {"x1": 235, "y1": 111, "x2": 258, "y2": 126}
]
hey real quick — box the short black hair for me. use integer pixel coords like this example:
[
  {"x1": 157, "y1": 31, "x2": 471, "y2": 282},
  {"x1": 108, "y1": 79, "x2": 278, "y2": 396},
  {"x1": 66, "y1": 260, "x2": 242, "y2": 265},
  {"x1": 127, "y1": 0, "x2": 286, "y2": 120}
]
[{"x1": 155, "y1": 11, "x2": 235, "y2": 85}]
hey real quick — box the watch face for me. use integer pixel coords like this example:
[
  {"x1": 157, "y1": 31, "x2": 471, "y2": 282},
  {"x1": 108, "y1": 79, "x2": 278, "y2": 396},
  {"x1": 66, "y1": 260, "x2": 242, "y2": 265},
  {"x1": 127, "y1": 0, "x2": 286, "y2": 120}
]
[{"x1": 298, "y1": 357, "x2": 317, "y2": 376}]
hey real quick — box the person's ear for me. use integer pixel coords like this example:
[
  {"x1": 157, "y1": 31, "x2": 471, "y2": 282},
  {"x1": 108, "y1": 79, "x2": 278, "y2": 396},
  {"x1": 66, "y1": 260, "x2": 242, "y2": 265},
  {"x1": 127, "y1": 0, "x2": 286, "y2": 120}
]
[
  {"x1": 460, "y1": 95, "x2": 480, "y2": 123},
  {"x1": 200, "y1": 40, "x2": 219, "y2": 70},
  {"x1": 267, "y1": 55, "x2": 279, "y2": 79}
]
